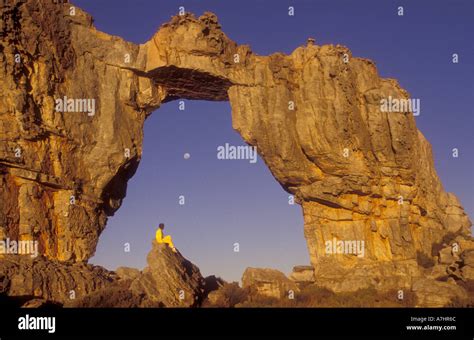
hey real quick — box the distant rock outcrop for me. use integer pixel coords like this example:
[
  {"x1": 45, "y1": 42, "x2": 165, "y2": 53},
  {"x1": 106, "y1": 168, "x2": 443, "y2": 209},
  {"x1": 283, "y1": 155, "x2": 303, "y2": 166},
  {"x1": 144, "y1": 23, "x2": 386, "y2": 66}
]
[
  {"x1": 0, "y1": 0, "x2": 472, "y2": 305},
  {"x1": 242, "y1": 268, "x2": 299, "y2": 299}
]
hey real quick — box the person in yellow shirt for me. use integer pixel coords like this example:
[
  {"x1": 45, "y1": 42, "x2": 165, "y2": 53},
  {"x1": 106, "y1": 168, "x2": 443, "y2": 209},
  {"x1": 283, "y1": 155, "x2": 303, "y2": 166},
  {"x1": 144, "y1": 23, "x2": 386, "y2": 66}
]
[{"x1": 156, "y1": 223, "x2": 177, "y2": 253}]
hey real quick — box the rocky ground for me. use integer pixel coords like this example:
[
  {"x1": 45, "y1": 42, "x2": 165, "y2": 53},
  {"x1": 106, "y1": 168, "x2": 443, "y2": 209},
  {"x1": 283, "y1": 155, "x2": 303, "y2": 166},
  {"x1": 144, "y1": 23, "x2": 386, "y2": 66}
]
[
  {"x1": 0, "y1": 241, "x2": 221, "y2": 308},
  {"x1": 1, "y1": 239, "x2": 472, "y2": 307}
]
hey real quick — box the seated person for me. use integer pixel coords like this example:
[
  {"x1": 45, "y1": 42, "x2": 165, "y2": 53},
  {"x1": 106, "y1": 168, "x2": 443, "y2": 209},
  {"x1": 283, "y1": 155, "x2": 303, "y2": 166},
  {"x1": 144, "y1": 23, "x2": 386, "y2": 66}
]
[{"x1": 156, "y1": 223, "x2": 177, "y2": 253}]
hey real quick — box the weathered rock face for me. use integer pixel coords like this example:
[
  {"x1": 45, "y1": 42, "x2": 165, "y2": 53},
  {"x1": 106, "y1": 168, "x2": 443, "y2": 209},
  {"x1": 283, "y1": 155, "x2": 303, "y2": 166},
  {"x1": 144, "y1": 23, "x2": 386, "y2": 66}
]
[
  {"x1": 0, "y1": 0, "x2": 472, "y2": 300},
  {"x1": 129, "y1": 242, "x2": 205, "y2": 307},
  {"x1": 0, "y1": 255, "x2": 117, "y2": 306},
  {"x1": 115, "y1": 266, "x2": 141, "y2": 282},
  {"x1": 0, "y1": 241, "x2": 206, "y2": 307},
  {"x1": 411, "y1": 278, "x2": 467, "y2": 307},
  {"x1": 65, "y1": 242, "x2": 206, "y2": 307},
  {"x1": 242, "y1": 268, "x2": 298, "y2": 299},
  {"x1": 0, "y1": 1, "x2": 157, "y2": 262},
  {"x1": 289, "y1": 265, "x2": 315, "y2": 284}
]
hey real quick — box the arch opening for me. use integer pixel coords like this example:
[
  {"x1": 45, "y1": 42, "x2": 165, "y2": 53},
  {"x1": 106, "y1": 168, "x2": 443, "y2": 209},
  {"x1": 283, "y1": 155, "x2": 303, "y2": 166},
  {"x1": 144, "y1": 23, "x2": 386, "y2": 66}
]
[{"x1": 91, "y1": 99, "x2": 309, "y2": 282}]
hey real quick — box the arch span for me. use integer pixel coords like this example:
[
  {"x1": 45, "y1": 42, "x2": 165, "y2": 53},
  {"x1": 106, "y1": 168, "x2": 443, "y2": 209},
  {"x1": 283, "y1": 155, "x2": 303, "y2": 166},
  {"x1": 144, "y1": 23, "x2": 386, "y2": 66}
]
[{"x1": 0, "y1": 2, "x2": 471, "y2": 293}]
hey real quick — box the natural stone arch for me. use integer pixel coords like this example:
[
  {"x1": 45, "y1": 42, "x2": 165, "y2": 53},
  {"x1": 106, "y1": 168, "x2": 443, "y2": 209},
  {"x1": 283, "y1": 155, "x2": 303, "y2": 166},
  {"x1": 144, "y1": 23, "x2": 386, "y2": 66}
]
[{"x1": 0, "y1": 2, "x2": 471, "y2": 293}]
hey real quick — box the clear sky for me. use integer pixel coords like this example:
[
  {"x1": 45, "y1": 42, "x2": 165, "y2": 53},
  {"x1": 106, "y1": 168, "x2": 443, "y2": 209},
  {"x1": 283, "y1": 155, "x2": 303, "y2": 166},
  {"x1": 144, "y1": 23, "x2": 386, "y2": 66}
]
[{"x1": 72, "y1": 0, "x2": 474, "y2": 282}]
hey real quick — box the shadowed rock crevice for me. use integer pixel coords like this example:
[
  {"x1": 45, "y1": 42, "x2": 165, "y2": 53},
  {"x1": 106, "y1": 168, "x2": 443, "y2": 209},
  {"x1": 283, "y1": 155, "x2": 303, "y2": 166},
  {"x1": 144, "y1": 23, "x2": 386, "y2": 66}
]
[
  {"x1": 150, "y1": 66, "x2": 232, "y2": 102},
  {"x1": 101, "y1": 155, "x2": 141, "y2": 216}
]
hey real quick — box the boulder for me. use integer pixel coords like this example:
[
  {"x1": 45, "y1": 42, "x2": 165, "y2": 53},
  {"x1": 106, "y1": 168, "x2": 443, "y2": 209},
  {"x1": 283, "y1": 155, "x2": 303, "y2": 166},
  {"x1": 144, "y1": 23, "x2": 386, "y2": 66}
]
[
  {"x1": 129, "y1": 242, "x2": 205, "y2": 307},
  {"x1": 21, "y1": 299, "x2": 54, "y2": 308},
  {"x1": 116, "y1": 267, "x2": 141, "y2": 282},
  {"x1": 289, "y1": 265, "x2": 315, "y2": 283},
  {"x1": 202, "y1": 275, "x2": 226, "y2": 297},
  {"x1": 66, "y1": 242, "x2": 207, "y2": 307},
  {"x1": 242, "y1": 268, "x2": 298, "y2": 299},
  {"x1": 204, "y1": 282, "x2": 248, "y2": 307}
]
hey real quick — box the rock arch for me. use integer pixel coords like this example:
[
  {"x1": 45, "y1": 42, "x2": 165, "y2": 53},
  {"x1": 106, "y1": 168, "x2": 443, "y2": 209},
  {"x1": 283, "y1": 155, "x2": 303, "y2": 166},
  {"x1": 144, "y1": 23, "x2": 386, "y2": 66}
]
[{"x1": 0, "y1": 2, "x2": 471, "y2": 293}]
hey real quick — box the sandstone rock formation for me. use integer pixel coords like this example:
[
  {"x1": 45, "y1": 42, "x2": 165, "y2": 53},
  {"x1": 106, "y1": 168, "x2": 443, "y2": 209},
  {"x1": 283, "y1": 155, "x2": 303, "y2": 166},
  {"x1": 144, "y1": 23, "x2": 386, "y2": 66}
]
[
  {"x1": 66, "y1": 242, "x2": 206, "y2": 307},
  {"x1": 0, "y1": 240, "x2": 206, "y2": 307},
  {"x1": 242, "y1": 268, "x2": 299, "y2": 299},
  {"x1": 0, "y1": 0, "x2": 473, "y2": 306},
  {"x1": 0, "y1": 0, "x2": 150, "y2": 262},
  {"x1": 204, "y1": 281, "x2": 248, "y2": 308},
  {"x1": 411, "y1": 278, "x2": 467, "y2": 307},
  {"x1": 115, "y1": 266, "x2": 141, "y2": 282},
  {"x1": 0, "y1": 254, "x2": 117, "y2": 306},
  {"x1": 289, "y1": 265, "x2": 315, "y2": 284},
  {"x1": 129, "y1": 242, "x2": 205, "y2": 307}
]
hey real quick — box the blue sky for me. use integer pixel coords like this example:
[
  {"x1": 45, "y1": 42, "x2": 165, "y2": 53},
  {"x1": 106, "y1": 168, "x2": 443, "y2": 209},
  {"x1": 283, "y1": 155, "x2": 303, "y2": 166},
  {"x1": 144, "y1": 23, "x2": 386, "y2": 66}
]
[{"x1": 72, "y1": 0, "x2": 474, "y2": 282}]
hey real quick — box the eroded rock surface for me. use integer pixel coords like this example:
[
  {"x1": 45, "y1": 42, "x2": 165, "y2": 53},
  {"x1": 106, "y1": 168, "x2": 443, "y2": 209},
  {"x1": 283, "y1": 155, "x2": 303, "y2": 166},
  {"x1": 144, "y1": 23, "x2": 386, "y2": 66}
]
[
  {"x1": 0, "y1": 0, "x2": 472, "y2": 305},
  {"x1": 0, "y1": 0, "x2": 155, "y2": 262},
  {"x1": 0, "y1": 255, "x2": 116, "y2": 305},
  {"x1": 289, "y1": 265, "x2": 315, "y2": 284},
  {"x1": 129, "y1": 242, "x2": 205, "y2": 307},
  {"x1": 65, "y1": 242, "x2": 205, "y2": 307},
  {"x1": 242, "y1": 268, "x2": 299, "y2": 299}
]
